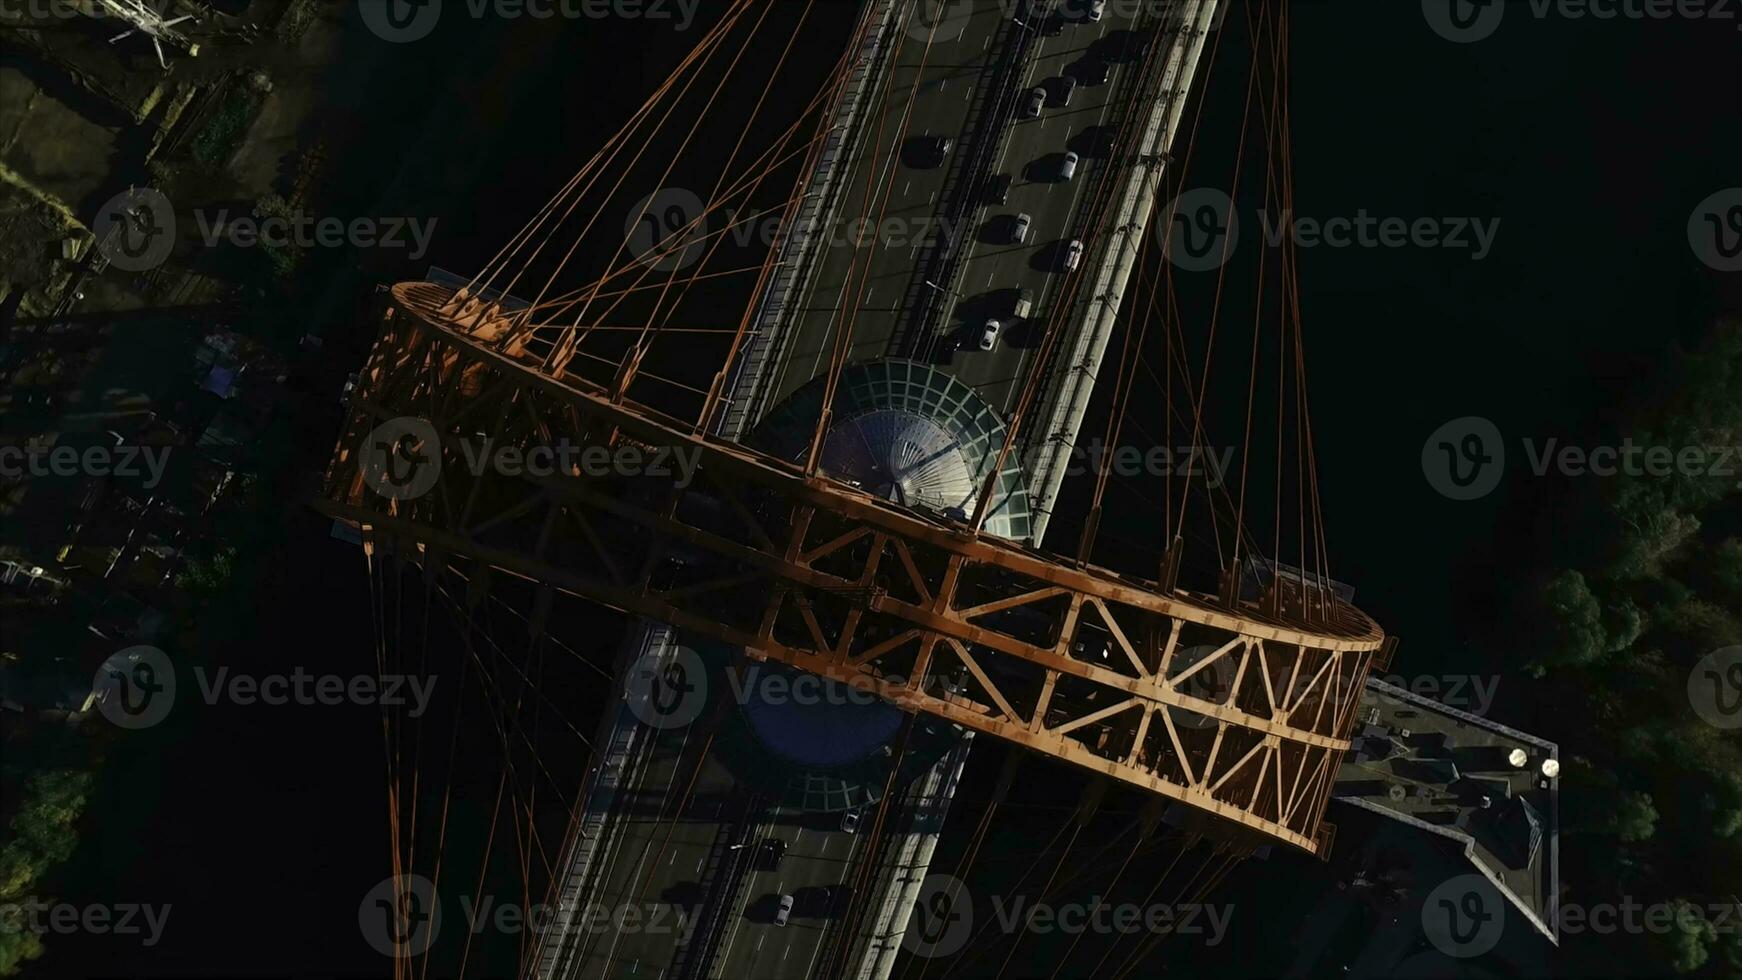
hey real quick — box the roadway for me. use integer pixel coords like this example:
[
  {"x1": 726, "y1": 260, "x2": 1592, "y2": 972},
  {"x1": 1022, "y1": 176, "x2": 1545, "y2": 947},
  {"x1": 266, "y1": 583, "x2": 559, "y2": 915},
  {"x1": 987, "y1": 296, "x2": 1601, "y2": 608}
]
[
  {"x1": 555, "y1": 4, "x2": 1171, "y2": 977},
  {"x1": 933, "y1": 3, "x2": 1155, "y2": 412},
  {"x1": 763, "y1": 0, "x2": 1017, "y2": 410},
  {"x1": 764, "y1": 0, "x2": 1158, "y2": 420},
  {"x1": 559, "y1": 665, "x2": 876, "y2": 980}
]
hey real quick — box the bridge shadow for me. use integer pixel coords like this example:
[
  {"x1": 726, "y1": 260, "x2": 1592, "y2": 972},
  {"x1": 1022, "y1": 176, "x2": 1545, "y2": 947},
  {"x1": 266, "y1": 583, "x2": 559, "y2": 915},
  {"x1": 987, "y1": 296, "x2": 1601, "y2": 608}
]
[
  {"x1": 980, "y1": 213, "x2": 1043, "y2": 248},
  {"x1": 1066, "y1": 125, "x2": 1116, "y2": 160},
  {"x1": 1091, "y1": 29, "x2": 1148, "y2": 64},
  {"x1": 1022, "y1": 152, "x2": 1074, "y2": 184},
  {"x1": 898, "y1": 135, "x2": 950, "y2": 170}
]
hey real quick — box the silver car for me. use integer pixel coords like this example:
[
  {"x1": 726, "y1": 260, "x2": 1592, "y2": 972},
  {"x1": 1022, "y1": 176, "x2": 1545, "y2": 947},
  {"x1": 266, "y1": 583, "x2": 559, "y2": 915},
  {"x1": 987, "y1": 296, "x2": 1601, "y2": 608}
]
[
  {"x1": 1022, "y1": 86, "x2": 1046, "y2": 118},
  {"x1": 1064, "y1": 238, "x2": 1085, "y2": 271},
  {"x1": 1060, "y1": 151, "x2": 1079, "y2": 181},
  {"x1": 775, "y1": 893, "x2": 794, "y2": 927},
  {"x1": 979, "y1": 319, "x2": 1001, "y2": 351},
  {"x1": 1012, "y1": 212, "x2": 1032, "y2": 244}
]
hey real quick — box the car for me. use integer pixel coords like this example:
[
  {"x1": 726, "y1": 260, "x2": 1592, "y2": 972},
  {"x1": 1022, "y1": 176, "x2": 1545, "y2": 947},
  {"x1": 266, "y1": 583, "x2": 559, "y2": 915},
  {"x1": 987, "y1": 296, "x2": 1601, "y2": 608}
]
[
  {"x1": 983, "y1": 172, "x2": 1013, "y2": 205},
  {"x1": 978, "y1": 319, "x2": 1001, "y2": 352},
  {"x1": 757, "y1": 837, "x2": 787, "y2": 870},
  {"x1": 918, "y1": 134, "x2": 954, "y2": 166},
  {"x1": 1021, "y1": 86, "x2": 1046, "y2": 119},
  {"x1": 1011, "y1": 212, "x2": 1032, "y2": 244},
  {"x1": 1060, "y1": 151, "x2": 1080, "y2": 181},
  {"x1": 841, "y1": 808, "x2": 862, "y2": 833},
  {"x1": 1063, "y1": 238, "x2": 1085, "y2": 271},
  {"x1": 1086, "y1": 0, "x2": 1106, "y2": 22},
  {"x1": 774, "y1": 893, "x2": 794, "y2": 927},
  {"x1": 1077, "y1": 60, "x2": 1111, "y2": 85},
  {"x1": 1057, "y1": 75, "x2": 1077, "y2": 107},
  {"x1": 1012, "y1": 288, "x2": 1034, "y2": 318}
]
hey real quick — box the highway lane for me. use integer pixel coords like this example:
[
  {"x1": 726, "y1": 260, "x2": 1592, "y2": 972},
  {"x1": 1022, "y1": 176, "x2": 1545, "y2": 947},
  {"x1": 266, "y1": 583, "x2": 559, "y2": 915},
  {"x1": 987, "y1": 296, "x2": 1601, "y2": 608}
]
[
  {"x1": 935, "y1": 1, "x2": 1156, "y2": 415},
  {"x1": 764, "y1": 0, "x2": 1017, "y2": 410},
  {"x1": 711, "y1": 805, "x2": 871, "y2": 979}
]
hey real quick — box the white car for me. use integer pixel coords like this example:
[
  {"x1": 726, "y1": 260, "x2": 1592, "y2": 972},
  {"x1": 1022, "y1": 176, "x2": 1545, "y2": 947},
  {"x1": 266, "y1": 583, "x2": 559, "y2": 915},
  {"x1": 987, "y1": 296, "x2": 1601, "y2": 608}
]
[
  {"x1": 1060, "y1": 151, "x2": 1079, "y2": 181},
  {"x1": 841, "y1": 809, "x2": 862, "y2": 833},
  {"x1": 1011, "y1": 212, "x2": 1032, "y2": 244},
  {"x1": 1087, "y1": 0, "x2": 1106, "y2": 22},
  {"x1": 775, "y1": 893, "x2": 794, "y2": 927},
  {"x1": 978, "y1": 319, "x2": 1001, "y2": 351},
  {"x1": 1021, "y1": 86, "x2": 1046, "y2": 119},
  {"x1": 1063, "y1": 238, "x2": 1084, "y2": 271}
]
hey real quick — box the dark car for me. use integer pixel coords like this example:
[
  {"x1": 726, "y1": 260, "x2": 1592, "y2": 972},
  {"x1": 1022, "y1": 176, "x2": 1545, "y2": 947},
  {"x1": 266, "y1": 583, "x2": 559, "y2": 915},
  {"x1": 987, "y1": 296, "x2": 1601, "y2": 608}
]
[
  {"x1": 756, "y1": 837, "x2": 787, "y2": 870},
  {"x1": 918, "y1": 134, "x2": 954, "y2": 167},
  {"x1": 1075, "y1": 59, "x2": 1111, "y2": 85},
  {"x1": 983, "y1": 173, "x2": 1013, "y2": 205}
]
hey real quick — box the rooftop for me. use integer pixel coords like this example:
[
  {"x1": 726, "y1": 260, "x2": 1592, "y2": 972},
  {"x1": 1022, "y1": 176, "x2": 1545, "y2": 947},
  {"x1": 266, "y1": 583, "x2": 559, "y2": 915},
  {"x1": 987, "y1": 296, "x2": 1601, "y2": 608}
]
[{"x1": 1335, "y1": 676, "x2": 1561, "y2": 944}]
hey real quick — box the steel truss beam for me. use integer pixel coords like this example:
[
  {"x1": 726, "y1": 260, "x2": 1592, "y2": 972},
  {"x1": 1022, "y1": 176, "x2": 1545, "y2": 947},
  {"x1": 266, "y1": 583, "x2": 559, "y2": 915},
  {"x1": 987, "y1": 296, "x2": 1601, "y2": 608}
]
[{"x1": 322, "y1": 283, "x2": 1386, "y2": 854}]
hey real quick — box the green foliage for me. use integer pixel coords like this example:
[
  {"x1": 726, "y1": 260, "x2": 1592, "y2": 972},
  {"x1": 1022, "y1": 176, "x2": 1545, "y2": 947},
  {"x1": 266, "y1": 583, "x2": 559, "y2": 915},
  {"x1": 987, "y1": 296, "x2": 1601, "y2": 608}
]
[
  {"x1": 190, "y1": 84, "x2": 267, "y2": 169},
  {"x1": 0, "y1": 768, "x2": 93, "y2": 975},
  {"x1": 1659, "y1": 900, "x2": 1715, "y2": 973},
  {"x1": 1519, "y1": 318, "x2": 1742, "y2": 976},
  {"x1": 1611, "y1": 791, "x2": 1660, "y2": 843}
]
